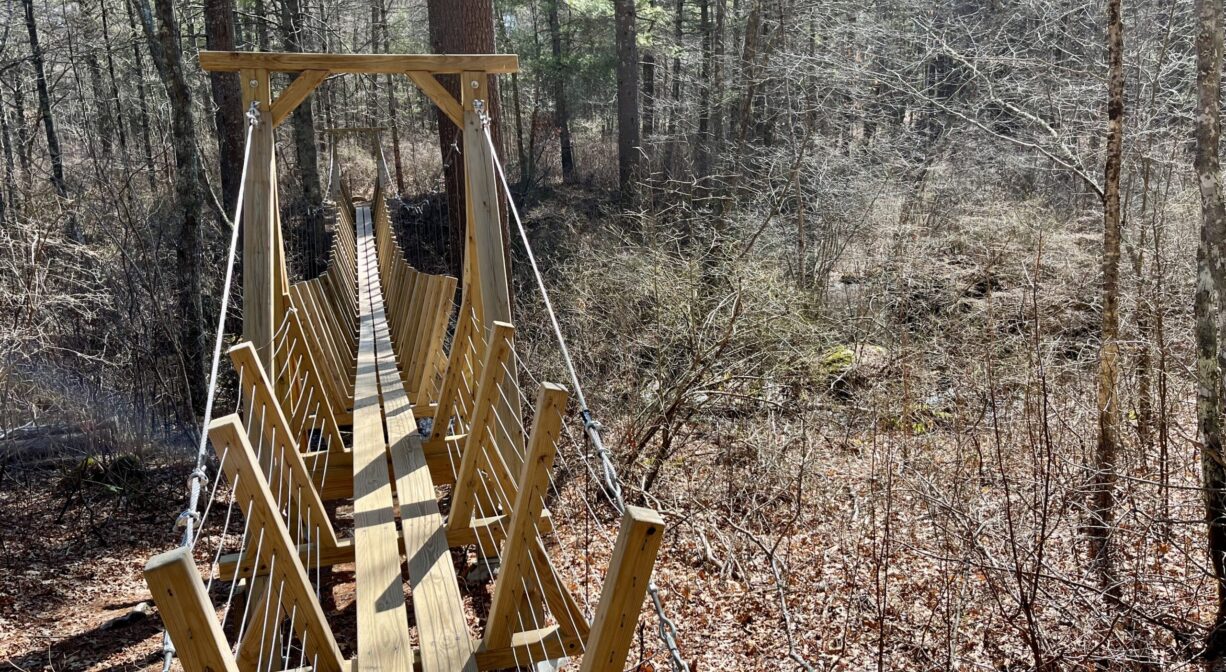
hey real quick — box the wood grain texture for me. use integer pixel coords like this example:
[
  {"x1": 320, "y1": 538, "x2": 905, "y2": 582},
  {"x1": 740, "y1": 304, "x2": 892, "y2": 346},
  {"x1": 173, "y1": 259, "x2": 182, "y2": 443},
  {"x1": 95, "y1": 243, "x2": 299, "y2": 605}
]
[
  {"x1": 144, "y1": 548, "x2": 240, "y2": 672},
  {"x1": 351, "y1": 205, "x2": 417, "y2": 671}
]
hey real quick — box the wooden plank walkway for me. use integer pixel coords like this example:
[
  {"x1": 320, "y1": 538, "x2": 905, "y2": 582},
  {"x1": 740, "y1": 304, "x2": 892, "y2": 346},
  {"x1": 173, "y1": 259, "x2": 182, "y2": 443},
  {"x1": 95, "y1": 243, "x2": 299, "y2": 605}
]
[
  {"x1": 352, "y1": 205, "x2": 416, "y2": 671},
  {"x1": 353, "y1": 203, "x2": 476, "y2": 672}
]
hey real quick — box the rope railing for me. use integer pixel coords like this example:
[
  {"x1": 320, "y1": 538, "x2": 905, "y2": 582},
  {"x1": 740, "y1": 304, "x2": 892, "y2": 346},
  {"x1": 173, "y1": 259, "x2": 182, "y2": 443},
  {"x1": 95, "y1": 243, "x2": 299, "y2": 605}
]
[{"x1": 474, "y1": 100, "x2": 690, "y2": 672}]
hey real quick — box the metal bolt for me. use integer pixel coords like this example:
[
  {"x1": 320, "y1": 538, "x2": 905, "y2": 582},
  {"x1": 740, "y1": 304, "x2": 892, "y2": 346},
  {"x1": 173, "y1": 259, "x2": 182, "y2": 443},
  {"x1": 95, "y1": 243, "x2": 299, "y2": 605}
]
[
  {"x1": 470, "y1": 80, "x2": 479, "y2": 89},
  {"x1": 249, "y1": 79, "x2": 257, "y2": 88}
]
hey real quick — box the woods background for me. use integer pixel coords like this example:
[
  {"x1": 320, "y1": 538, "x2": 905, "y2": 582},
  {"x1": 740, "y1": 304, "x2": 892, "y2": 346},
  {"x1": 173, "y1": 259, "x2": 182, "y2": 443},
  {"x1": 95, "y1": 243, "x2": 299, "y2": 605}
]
[{"x1": 4, "y1": 0, "x2": 1226, "y2": 669}]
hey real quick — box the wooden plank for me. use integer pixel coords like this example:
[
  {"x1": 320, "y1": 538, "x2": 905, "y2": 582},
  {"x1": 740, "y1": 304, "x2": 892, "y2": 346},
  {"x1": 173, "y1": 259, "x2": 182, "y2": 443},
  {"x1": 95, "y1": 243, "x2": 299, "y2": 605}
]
[
  {"x1": 351, "y1": 205, "x2": 416, "y2": 672},
  {"x1": 382, "y1": 342, "x2": 479, "y2": 672},
  {"x1": 360, "y1": 195, "x2": 478, "y2": 672},
  {"x1": 271, "y1": 69, "x2": 329, "y2": 126},
  {"x1": 241, "y1": 68, "x2": 278, "y2": 372},
  {"x1": 201, "y1": 51, "x2": 519, "y2": 74},
  {"x1": 446, "y1": 322, "x2": 515, "y2": 534},
  {"x1": 484, "y1": 383, "x2": 568, "y2": 649},
  {"x1": 144, "y1": 548, "x2": 240, "y2": 672},
  {"x1": 406, "y1": 71, "x2": 463, "y2": 126},
  {"x1": 209, "y1": 415, "x2": 346, "y2": 672},
  {"x1": 578, "y1": 506, "x2": 666, "y2": 672}
]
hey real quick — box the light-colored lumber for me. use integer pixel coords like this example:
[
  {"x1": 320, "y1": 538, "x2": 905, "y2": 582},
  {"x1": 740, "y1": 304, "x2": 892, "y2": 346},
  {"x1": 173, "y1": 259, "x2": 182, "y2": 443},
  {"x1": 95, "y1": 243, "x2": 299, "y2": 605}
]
[
  {"x1": 406, "y1": 71, "x2": 463, "y2": 126},
  {"x1": 241, "y1": 68, "x2": 278, "y2": 372},
  {"x1": 461, "y1": 72, "x2": 526, "y2": 477},
  {"x1": 351, "y1": 205, "x2": 416, "y2": 672},
  {"x1": 484, "y1": 383, "x2": 568, "y2": 649},
  {"x1": 446, "y1": 321, "x2": 515, "y2": 534},
  {"x1": 208, "y1": 415, "x2": 346, "y2": 672},
  {"x1": 144, "y1": 547, "x2": 240, "y2": 672},
  {"x1": 271, "y1": 69, "x2": 329, "y2": 126},
  {"x1": 229, "y1": 342, "x2": 341, "y2": 552},
  {"x1": 578, "y1": 506, "x2": 667, "y2": 672},
  {"x1": 201, "y1": 51, "x2": 519, "y2": 74}
]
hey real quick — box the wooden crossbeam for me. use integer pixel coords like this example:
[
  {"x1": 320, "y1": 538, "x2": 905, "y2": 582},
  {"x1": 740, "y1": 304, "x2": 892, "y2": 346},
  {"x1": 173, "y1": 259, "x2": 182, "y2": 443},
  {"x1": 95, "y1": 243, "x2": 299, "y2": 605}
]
[
  {"x1": 271, "y1": 69, "x2": 329, "y2": 126},
  {"x1": 201, "y1": 51, "x2": 519, "y2": 74},
  {"x1": 407, "y1": 71, "x2": 462, "y2": 126}
]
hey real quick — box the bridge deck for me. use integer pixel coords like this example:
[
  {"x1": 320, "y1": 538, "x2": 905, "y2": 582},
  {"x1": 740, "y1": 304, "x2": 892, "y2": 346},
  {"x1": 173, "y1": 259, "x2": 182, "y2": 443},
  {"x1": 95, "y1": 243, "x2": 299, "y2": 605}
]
[{"x1": 352, "y1": 204, "x2": 475, "y2": 671}]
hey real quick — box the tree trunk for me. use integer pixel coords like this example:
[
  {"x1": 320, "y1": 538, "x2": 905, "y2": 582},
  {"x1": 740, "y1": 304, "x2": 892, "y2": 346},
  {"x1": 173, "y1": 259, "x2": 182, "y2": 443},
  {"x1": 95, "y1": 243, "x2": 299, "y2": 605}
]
[
  {"x1": 1195, "y1": 0, "x2": 1226, "y2": 657},
  {"x1": 614, "y1": 0, "x2": 640, "y2": 196},
  {"x1": 279, "y1": 0, "x2": 326, "y2": 277},
  {"x1": 380, "y1": 2, "x2": 405, "y2": 195},
  {"x1": 1, "y1": 93, "x2": 16, "y2": 223},
  {"x1": 548, "y1": 0, "x2": 575, "y2": 183},
  {"x1": 1089, "y1": 0, "x2": 1124, "y2": 616},
  {"x1": 426, "y1": 0, "x2": 506, "y2": 280},
  {"x1": 23, "y1": 0, "x2": 72, "y2": 238},
  {"x1": 11, "y1": 68, "x2": 31, "y2": 191},
  {"x1": 133, "y1": 0, "x2": 207, "y2": 415},
  {"x1": 126, "y1": 0, "x2": 158, "y2": 191},
  {"x1": 100, "y1": 0, "x2": 132, "y2": 170},
  {"x1": 204, "y1": 0, "x2": 244, "y2": 214}
]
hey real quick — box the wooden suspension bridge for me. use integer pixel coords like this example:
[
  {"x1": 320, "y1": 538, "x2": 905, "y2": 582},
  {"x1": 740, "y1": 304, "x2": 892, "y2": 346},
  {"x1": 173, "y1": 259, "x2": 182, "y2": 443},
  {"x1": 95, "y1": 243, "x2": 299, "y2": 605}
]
[{"x1": 142, "y1": 52, "x2": 671, "y2": 672}]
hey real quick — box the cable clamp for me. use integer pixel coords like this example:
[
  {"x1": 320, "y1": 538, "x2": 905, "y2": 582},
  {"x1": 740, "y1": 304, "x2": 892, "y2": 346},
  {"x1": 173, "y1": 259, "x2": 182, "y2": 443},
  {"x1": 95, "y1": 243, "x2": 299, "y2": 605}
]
[
  {"x1": 188, "y1": 467, "x2": 209, "y2": 488},
  {"x1": 246, "y1": 101, "x2": 261, "y2": 127},
  {"x1": 174, "y1": 509, "x2": 200, "y2": 529}
]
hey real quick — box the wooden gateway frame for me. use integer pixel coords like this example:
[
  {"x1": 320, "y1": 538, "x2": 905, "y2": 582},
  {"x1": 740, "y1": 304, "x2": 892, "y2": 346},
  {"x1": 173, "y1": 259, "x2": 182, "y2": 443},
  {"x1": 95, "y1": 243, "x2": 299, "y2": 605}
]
[{"x1": 142, "y1": 52, "x2": 667, "y2": 672}]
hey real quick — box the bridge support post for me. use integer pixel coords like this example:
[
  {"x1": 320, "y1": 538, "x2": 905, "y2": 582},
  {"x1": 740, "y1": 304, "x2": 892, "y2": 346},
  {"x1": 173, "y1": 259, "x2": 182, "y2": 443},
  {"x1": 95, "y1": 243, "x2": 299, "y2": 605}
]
[
  {"x1": 460, "y1": 71, "x2": 526, "y2": 478},
  {"x1": 144, "y1": 548, "x2": 239, "y2": 672},
  {"x1": 240, "y1": 68, "x2": 284, "y2": 373}
]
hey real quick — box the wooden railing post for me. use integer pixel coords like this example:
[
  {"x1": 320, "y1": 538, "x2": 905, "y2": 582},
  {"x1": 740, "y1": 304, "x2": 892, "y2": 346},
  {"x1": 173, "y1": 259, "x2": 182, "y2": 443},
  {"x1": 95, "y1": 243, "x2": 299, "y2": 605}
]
[
  {"x1": 144, "y1": 548, "x2": 239, "y2": 672},
  {"x1": 209, "y1": 415, "x2": 346, "y2": 672},
  {"x1": 484, "y1": 383, "x2": 567, "y2": 649},
  {"x1": 580, "y1": 506, "x2": 666, "y2": 672},
  {"x1": 447, "y1": 321, "x2": 516, "y2": 535}
]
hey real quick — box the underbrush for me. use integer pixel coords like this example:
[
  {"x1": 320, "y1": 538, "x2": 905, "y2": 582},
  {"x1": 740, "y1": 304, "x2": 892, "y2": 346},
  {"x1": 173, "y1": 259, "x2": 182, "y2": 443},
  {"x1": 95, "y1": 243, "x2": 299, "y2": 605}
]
[{"x1": 511, "y1": 173, "x2": 1210, "y2": 668}]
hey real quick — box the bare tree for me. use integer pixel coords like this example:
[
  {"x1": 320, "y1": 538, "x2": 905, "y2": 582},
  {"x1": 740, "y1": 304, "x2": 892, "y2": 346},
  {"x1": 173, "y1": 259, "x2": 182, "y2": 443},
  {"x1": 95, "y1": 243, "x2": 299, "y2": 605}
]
[{"x1": 1195, "y1": 0, "x2": 1226, "y2": 657}]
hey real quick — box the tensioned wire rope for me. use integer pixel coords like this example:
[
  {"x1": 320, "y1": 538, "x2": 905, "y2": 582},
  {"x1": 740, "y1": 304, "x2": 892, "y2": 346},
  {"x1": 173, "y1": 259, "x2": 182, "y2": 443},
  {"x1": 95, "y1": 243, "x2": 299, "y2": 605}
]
[
  {"x1": 159, "y1": 100, "x2": 259, "y2": 670},
  {"x1": 472, "y1": 99, "x2": 690, "y2": 672}
]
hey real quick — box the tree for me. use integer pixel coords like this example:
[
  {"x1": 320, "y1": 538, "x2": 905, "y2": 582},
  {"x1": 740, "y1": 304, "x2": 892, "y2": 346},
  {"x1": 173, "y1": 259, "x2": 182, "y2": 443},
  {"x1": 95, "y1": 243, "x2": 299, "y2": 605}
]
[
  {"x1": 426, "y1": 0, "x2": 506, "y2": 279},
  {"x1": 1194, "y1": 0, "x2": 1226, "y2": 657},
  {"x1": 614, "y1": 0, "x2": 640, "y2": 195},
  {"x1": 279, "y1": 0, "x2": 326, "y2": 277},
  {"x1": 1088, "y1": 0, "x2": 1125, "y2": 619},
  {"x1": 548, "y1": 0, "x2": 575, "y2": 184},
  {"x1": 22, "y1": 0, "x2": 71, "y2": 238},
  {"x1": 132, "y1": 0, "x2": 206, "y2": 414},
  {"x1": 203, "y1": 0, "x2": 244, "y2": 214}
]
